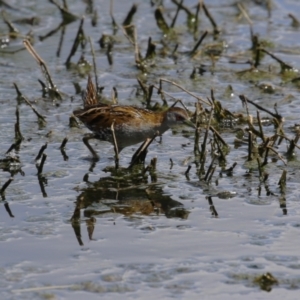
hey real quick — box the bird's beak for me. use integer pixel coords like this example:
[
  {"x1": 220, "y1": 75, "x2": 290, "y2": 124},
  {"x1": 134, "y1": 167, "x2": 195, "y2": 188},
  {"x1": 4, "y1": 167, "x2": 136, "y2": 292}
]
[{"x1": 183, "y1": 119, "x2": 196, "y2": 129}]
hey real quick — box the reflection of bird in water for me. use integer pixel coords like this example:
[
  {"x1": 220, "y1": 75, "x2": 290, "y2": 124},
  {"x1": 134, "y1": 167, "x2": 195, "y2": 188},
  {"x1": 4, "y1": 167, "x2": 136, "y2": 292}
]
[
  {"x1": 70, "y1": 175, "x2": 189, "y2": 246},
  {"x1": 73, "y1": 176, "x2": 189, "y2": 220},
  {"x1": 73, "y1": 75, "x2": 193, "y2": 159}
]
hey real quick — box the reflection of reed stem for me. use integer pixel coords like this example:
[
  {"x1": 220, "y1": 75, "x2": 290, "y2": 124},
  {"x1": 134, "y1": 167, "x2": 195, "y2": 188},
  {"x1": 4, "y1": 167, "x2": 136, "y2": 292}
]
[
  {"x1": 60, "y1": 137, "x2": 68, "y2": 149},
  {"x1": 15, "y1": 106, "x2": 23, "y2": 141},
  {"x1": 185, "y1": 165, "x2": 191, "y2": 176},
  {"x1": 35, "y1": 143, "x2": 48, "y2": 161},
  {"x1": 1, "y1": 177, "x2": 14, "y2": 197},
  {"x1": 206, "y1": 196, "x2": 218, "y2": 217},
  {"x1": 38, "y1": 153, "x2": 47, "y2": 175},
  {"x1": 4, "y1": 202, "x2": 14, "y2": 218}
]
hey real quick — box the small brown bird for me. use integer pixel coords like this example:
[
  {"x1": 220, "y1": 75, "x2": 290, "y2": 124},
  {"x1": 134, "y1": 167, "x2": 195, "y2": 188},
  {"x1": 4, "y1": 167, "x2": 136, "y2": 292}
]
[{"x1": 73, "y1": 75, "x2": 193, "y2": 159}]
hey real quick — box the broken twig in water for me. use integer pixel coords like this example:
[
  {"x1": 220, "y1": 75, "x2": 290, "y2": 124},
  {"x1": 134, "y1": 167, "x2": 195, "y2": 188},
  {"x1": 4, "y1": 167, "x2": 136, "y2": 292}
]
[
  {"x1": 260, "y1": 48, "x2": 294, "y2": 72},
  {"x1": 170, "y1": 0, "x2": 183, "y2": 28},
  {"x1": 154, "y1": 7, "x2": 170, "y2": 34},
  {"x1": 129, "y1": 133, "x2": 158, "y2": 169},
  {"x1": 220, "y1": 162, "x2": 237, "y2": 176},
  {"x1": 65, "y1": 17, "x2": 85, "y2": 66},
  {"x1": 202, "y1": 2, "x2": 220, "y2": 34},
  {"x1": 189, "y1": 30, "x2": 208, "y2": 57},
  {"x1": 109, "y1": 0, "x2": 117, "y2": 32},
  {"x1": 49, "y1": 0, "x2": 79, "y2": 24},
  {"x1": 111, "y1": 121, "x2": 119, "y2": 169},
  {"x1": 23, "y1": 39, "x2": 62, "y2": 99},
  {"x1": 22, "y1": 95, "x2": 47, "y2": 125},
  {"x1": 248, "y1": 131, "x2": 253, "y2": 161},
  {"x1": 159, "y1": 78, "x2": 211, "y2": 106}
]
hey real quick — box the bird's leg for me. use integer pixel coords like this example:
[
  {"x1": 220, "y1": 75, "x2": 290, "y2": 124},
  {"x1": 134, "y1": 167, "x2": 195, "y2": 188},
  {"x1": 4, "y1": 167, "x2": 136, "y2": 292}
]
[{"x1": 82, "y1": 133, "x2": 100, "y2": 160}]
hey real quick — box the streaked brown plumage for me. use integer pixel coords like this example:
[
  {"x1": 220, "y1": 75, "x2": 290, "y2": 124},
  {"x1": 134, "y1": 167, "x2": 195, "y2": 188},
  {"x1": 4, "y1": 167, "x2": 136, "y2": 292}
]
[{"x1": 73, "y1": 75, "x2": 193, "y2": 159}]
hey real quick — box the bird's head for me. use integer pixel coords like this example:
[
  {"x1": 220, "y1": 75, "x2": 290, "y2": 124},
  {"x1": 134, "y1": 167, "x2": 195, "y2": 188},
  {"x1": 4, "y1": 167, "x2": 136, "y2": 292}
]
[{"x1": 164, "y1": 107, "x2": 195, "y2": 128}]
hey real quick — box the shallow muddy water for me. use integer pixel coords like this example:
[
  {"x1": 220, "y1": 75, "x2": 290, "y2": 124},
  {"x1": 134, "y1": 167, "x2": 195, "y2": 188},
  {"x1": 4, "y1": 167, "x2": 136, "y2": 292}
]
[{"x1": 1, "y1": 0, "x2": 300, "y2": 299}]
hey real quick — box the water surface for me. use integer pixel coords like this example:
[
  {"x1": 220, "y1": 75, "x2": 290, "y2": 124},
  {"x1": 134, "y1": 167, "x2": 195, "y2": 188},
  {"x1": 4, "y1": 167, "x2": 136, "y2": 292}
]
[{"x1": 1, "y1": 0, "x2": 300, "y2": 299}]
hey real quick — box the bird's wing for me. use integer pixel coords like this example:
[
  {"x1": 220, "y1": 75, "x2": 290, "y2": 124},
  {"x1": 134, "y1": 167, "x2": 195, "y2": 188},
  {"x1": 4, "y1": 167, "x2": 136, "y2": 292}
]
[
  {"x1": 108, "y1": 106, "x2": 157, "y2": 127},
  {"x1": 73, "y1": 105, "x2": 110, "y2": 125},
  {"x1": 73, "y1": 105, "x2": 160, "y2": 129}
]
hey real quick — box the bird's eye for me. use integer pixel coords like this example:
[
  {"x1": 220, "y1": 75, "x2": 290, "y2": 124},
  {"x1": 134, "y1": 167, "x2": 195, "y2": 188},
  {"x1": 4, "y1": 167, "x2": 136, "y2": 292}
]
[{"x1": 176, "y1": 114, "x2": 184, "y2": 121}]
